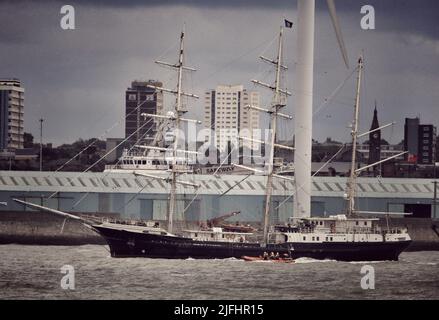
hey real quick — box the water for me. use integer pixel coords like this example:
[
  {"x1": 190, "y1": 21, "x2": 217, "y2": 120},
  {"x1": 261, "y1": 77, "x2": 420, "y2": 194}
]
[{"x1": 0, "y1": 244, "x2": 438, "y2": 299}]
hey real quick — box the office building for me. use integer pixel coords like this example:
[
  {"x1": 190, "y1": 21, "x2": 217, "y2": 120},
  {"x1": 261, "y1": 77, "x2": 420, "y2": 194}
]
[
  {"x1": 418, "y1": 124, "x2": 436, "y2": 164},
  {"x1": 404, "y1": 117, "x2": 420, "y2": 163},
  {"x1": 404, "y1": 117, "x2": 436, "y2": 164},
  {"x1": 203, "y1": 85, "x2": 260, "y2": 151},
  {"x1": 125, "y1": 80, "x2": 163, "y2": 146},
  {"x1": 0, "y1": 79, "x2": 24, "y2": 150}
]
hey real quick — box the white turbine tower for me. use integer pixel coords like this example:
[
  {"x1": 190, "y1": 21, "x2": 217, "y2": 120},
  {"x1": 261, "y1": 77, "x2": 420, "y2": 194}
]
[{"x1": 294, "y1": 0, "x2": 349, "y2": 218}]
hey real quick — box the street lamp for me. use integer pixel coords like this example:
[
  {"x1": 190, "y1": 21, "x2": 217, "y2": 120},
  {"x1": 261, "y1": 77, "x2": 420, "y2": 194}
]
[
  {"x1": 39, "y1": 118, "x2": 44, "y2": 171},
  {"x1": 434, "y1": 162, "x2": 439, "y2": 219}
]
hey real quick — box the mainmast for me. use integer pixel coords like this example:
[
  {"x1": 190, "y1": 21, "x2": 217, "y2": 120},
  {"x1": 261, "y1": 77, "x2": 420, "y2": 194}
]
[
  {"x1": 346, "y1": 55, "x2": 363, "y2": 217},
  {"x1": 262, "y1": 26, "x2": 284, "y2": 244},
  {"x1": 245, "y1": 25, "x2": 293, "y2": 245}
]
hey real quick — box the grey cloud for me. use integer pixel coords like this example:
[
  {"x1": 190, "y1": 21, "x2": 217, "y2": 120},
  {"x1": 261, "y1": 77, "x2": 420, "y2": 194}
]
[{"x1": 0, "y1": 1, "x2": 438, "y2": 146}]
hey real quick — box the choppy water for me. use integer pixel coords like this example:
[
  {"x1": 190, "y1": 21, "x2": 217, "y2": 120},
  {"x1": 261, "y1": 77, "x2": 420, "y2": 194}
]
[{"x1": 0, "y1": 244, "x2": 438, "y2": 299}]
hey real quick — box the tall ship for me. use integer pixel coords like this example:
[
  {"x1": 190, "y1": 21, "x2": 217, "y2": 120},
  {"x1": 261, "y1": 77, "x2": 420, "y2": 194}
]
[{"x1": 16, "y1": 22, "x2": 412, "y2": 261}]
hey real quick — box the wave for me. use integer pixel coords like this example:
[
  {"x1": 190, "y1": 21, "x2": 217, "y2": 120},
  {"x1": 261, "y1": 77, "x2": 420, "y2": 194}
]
[
  {"x1": 348, "y1": 260, "x2": 390, "y2": 264},
  {"x1": 293, "y1": 257, "x2": 337, "y2": 264},
  {"x1": 415, "y1": 262, "x2": 437, "y2": 266},
  {"x1": 216, "y1": 257, "x2": 242, "y2": 262}
]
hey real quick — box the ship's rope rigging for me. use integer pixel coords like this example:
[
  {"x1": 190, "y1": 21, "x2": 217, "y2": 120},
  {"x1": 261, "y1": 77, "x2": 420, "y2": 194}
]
[
  {"x1": 275, "y1": 143, "x2": 347, "y2": 211},
  {"x1": 53, "y1": 95, "x2": 154, "y2": 173},
  {"x1": 209, "y1": 65, "x2": 357, "y2": 211},
  {"x1": 273, "y1": 67, "x2": 358, "y2": 211},
  {"x1": 178, "y1": 28, "x2": 293, "y2": 220},
  {"x1": 46, "y1": 117, "x2": 154, "y2": 201},
  {"x1": 32, "y1": 30, "x2": 287, "y2": 226},
  {"x1": 201, "y1": 35, "x2": 279, "y2": 84},
  {"x1": 40, "y1": 30, "x2": 363, "y2": 225},
  {"x1": 72, "y1": 121, "x2": 157, "y2": 210}
]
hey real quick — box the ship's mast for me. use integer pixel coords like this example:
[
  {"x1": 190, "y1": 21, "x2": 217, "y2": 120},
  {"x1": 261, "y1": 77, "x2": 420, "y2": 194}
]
[
  {"x1": 262, "y1": 26, "x2": 284, "y2": 244},
  {"x1": 346, "y1": 55, "x2": 363, "y2": 217},
  {"x1": 138, "y1": 29, "x2": 199, "y2": 234},
  {"x1": 245, "y1": 25, "x2": 292, "y2": 245},
  {"x1": 167, "y1": 31, "x2": 185, "y2": 233}
]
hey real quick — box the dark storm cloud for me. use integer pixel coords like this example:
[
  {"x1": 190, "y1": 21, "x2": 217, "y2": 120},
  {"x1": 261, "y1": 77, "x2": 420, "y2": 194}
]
[
  {"x1": 0, "y1": 0, "x2": 438, "y2": 145},
  {"x1": 14, "y1": 0, "x2": 439, "y2": 39}
]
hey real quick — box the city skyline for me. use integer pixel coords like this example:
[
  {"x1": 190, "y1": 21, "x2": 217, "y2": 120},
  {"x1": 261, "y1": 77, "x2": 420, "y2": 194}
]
[{"x1": 0, "y1": 0, "x2": 438, "y2": 146}]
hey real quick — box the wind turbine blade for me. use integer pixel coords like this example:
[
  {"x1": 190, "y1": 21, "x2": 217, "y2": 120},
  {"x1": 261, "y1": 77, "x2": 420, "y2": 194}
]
[{"x1": 326, "y1": 0, "x2": 349, "y2": 68}]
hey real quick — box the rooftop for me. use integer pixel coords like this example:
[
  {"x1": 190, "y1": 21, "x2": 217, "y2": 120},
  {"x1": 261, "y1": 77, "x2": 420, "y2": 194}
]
[{"x1": 0, "y1": 170, "x2": 435, "y2": 199}]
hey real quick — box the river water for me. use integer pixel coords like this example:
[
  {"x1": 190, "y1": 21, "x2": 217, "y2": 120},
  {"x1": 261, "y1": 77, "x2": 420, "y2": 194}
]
[{"x1": 0, "y1": 245, "x2": 438, "y2": 299}]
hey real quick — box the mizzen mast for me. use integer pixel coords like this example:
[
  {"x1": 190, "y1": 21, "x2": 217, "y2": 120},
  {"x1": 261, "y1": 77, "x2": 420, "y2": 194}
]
[
  {"x1": 346, "y1": 55, "x2": 363, "y2": 217},
  {"x1": 345, "y1": 55, "x2": 407, "y2": 216}
]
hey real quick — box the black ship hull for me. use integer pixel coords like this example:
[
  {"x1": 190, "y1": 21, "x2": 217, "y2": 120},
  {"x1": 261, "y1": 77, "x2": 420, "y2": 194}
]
[{"x1": 93, "y1": 226, "x2": 411, "y2": 262}]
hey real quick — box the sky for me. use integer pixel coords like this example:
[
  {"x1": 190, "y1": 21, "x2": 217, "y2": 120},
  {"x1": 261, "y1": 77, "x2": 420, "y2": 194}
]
[{"x1": 0, "y1": 0, "x2": 438, "y2": 146}]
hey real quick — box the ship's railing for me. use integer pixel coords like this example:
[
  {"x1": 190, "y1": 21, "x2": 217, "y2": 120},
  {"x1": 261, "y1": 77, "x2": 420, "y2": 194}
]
[
  {"x1": 282, "y1": 226, "x2": 386, "y2": 235},
  {"x1": 104, "y1": 163, "x2": 172, "y2": 171},
  {"x1": 83, "y1": 214, "x2": 160, "y2": 228},
  {"x1": 383, "y1": 227, "x2": 407, "y2": 234}
]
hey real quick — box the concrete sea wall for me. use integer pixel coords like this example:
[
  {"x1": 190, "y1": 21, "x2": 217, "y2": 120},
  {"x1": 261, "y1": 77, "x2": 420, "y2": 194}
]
[{"x1": 0, "y1": 211, "x2": 105, "y2": 245}]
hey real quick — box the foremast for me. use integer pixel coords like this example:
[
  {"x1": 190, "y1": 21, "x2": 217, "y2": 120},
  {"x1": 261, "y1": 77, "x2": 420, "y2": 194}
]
[
  {"x1": 139, "y1": 29, "x2": 199, "y2": 234},
  {"x1": 168, "y1": 31, "x2": 185, "y2": 234}
]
